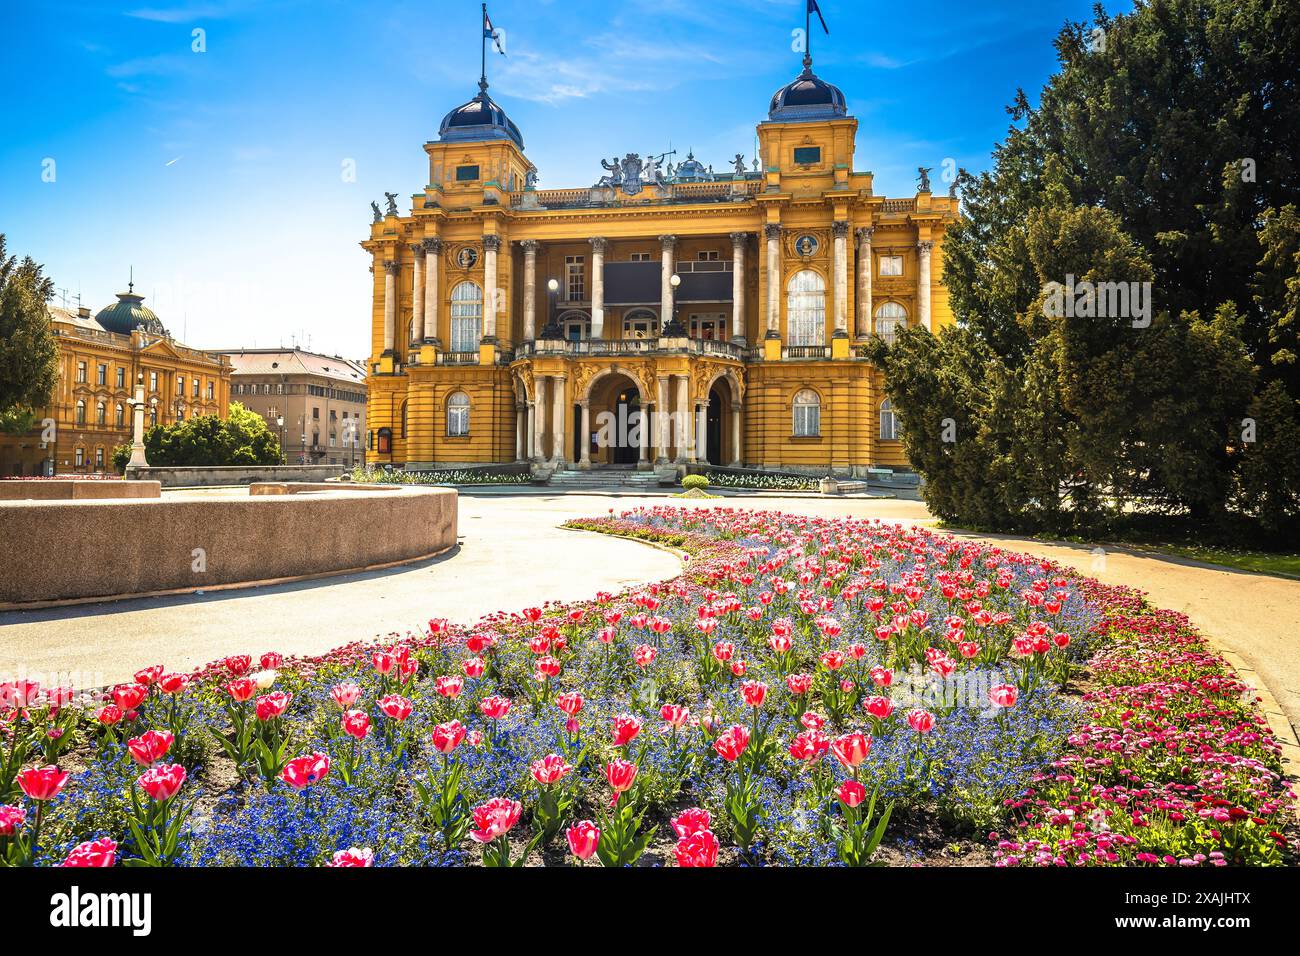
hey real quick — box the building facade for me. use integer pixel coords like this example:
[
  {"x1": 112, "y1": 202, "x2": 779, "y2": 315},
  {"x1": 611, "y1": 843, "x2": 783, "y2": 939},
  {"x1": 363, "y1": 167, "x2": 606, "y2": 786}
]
[
  {"x1": 362, "y1": 52, "x2": 957, "y2": 476},
  {"x1": 217, "y1": 349, "x2": 368, "y2": 467},
  {"x1": 0, "y1": 289, "x2": 231, "y2": 477}
]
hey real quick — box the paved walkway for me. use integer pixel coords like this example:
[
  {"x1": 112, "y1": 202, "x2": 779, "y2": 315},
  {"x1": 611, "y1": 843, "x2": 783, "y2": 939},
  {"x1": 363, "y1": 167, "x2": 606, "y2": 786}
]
[{"x1": 2, "y1": 490, "x2": 1296, "y2": 741}]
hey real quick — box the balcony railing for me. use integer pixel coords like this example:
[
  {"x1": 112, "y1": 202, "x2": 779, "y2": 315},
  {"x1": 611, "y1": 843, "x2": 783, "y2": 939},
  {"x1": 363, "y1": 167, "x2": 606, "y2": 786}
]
[
  {"x1": 782, "y1": 345, "x2": 832, "y2": 359},
  {"x1": 436, "y1": 352, "x2": 480, "y2": 366}
]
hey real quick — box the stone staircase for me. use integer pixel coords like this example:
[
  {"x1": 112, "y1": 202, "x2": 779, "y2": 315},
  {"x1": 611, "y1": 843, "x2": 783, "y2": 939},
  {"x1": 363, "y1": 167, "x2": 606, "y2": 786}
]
[{"x1": 547, "y1": 468, "x2": 669, "y2": 491}]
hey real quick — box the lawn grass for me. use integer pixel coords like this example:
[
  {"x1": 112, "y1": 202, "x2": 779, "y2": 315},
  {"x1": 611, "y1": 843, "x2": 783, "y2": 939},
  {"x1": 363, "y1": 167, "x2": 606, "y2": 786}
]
[{"x1": 1115, "y1": 542, "x2": 1300, "y2": 579}]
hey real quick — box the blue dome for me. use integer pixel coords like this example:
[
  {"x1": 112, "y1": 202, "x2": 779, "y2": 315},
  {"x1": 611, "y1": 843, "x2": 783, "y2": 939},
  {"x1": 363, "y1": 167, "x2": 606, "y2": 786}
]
[
  {"x1": 768, "y1": 57, "x2": 847, "y2": 122},
  {"x1": 438, "y1": 84, "x2": 524, "y2": 148},
  {"x1": 674, "y1": 151, "x2": 709, "y2": 182}
]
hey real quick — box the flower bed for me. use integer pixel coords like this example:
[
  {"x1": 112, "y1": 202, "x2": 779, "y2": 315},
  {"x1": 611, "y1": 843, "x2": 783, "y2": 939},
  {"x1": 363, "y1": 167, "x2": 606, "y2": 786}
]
[
  {"x1": 1, "y1": 507, "x2": 1292, "y2": 867},
  {"x1": 348, "y1": 466, "x2": 532, "y2": 486}
]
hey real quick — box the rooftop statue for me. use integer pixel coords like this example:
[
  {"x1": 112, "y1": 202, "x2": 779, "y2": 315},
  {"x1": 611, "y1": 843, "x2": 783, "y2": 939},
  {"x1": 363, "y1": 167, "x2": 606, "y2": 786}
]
[
  {"x1": 917, "y1": 166, "x2": 933, "y2": 192},
  {"x1": 384, "y1": 192, "x2": 399, "y2": 216},
  {"x1": 370, "y1": 201, "x2": 382, "y2": 224},
  {"x1": 731, "y1": 153, "x2": 746, "y2": 177}
]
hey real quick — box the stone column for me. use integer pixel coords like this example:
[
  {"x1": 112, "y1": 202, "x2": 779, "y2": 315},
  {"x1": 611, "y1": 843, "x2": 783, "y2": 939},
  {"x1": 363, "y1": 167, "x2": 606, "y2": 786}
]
[
  {"x1": 382, "y1": 259, "x2": 399, "y2": 354},
  {"x1": 521, "y1": 239, "x2": 538, "y2": 341},
  {"x1": 515, "y1": 404, "x2": 526, "y2": 461},
  {"x1": 552, "y1": 374, "x2": 567, "y2": 465},
  {"x1": 917, "y1": 240, "x2": 933, "y2": 332},
  {"x1": 856, "y1": 227, "x2": 874, "y2": 338},
  {"x1": 590, "y1": 237, "x2": 606, "y2": 339},
  {"x1": 675, "y1": 376, "x2": 691, "y2": 464},
  {"x1": 482, "y1": 235, "x2": 501, "y2": 341},
  {"x1": 730, "y1": 232, "x2": 747, "y2": 343},
  {"x1": 128, "y1": 380, "x2": 148, "y2": 468},
  {"x1": 578, "y1": 401, "x2": 592, "y2": 469},
  {"x1": 533, "y1": 378, "x2": 547, "y2": 460},
  {"x1": 764, "y1": 224, "x2": 782, "y2": 338},
  {"x1": 832, "y1": 221, "x2": 849, "y2": 338},
  {"x1": 410, "y1": 244, "x2": 425, "y2": 345},
  {"x1": 659, "y1": 235, "x2": 677, "y2": 332},
  {"x1": 637, "y1": 405, "x2": 649, "y2": 467},
  {"x1": 526, "y1": 399, "x2": 537, "y2": 462},
  {"x1": 423, "y1": 238, "x2": 441, "y2": 343},
  {"x1": 729, "y1": 405, "x2": 742, "y2": 466},
  {"x1": 693, "y1": 401, "x2": 706, "y2": 464},
  {"x1": 655, "y1": 376, "x2": 670, "y2": 465}
]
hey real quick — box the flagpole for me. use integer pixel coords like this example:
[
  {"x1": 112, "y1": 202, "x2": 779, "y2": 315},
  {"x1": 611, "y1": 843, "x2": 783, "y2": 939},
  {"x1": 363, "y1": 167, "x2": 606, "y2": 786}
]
[
  {"x1": 805, "y1": 1, "x2": 811, "y2": 66},
  {"x1": 481, "y1": 2, "x2": 487, "y2": 91}
]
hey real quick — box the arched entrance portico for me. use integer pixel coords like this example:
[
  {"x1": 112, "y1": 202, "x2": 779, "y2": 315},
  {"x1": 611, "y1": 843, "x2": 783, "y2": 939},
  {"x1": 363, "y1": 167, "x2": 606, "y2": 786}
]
[
  {"x1": 579, "y1": 370, "x2": 647, "y2": 469},
  {"x1": 699, "y1": 368, "x2": 743, "y2": 466}
]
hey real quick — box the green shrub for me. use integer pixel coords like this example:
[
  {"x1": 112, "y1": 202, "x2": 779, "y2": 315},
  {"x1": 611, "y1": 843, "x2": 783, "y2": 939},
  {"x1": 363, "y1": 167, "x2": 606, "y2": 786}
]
[{"x1": 681, "y1": 474, "x2": 709, "y2": 491}]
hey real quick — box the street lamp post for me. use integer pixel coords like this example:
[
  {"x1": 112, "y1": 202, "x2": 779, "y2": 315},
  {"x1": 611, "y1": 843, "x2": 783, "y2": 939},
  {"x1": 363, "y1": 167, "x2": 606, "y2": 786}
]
[
  {"x1": 540, "y1": 277, "x2": 561, "y2": 339},
  {"x1": 662, "y1": 273, "x2": 687, "y2": 336},
  {"x1": 276, "y1": 415, "x2": 285, "y2": 464}
]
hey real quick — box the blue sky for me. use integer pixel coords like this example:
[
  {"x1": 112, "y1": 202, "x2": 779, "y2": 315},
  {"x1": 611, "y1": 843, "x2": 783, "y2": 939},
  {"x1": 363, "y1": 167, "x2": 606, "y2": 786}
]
[{"x1": 1, "y1": 0, "x2": 1124, "y2": 358}]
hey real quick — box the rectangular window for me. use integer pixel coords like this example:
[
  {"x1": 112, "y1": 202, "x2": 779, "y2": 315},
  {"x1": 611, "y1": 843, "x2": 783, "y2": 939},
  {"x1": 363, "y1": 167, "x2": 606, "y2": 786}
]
[
  {"x1": 793, "y1": 146, "x2": 822, "y2": 165},
  {"x1": 565, "y1": 255, "x2": 585, "y2": 301},
  {"x1": 630, "y1": 252, "x2": 652, "y2": 262},
  {"x1": 208, "y1": 382, "x2": 214, "y2": 399},
  {"x1": 95, "y1": 448, "x2": 104, "y2": 469},
  {"x1": 96, "y1": 363, "x2": 106, "y2": 385},
  {"x1": 192, "y1": 379, "x2": 200, "y2": 397},
  {"x1": 116, "y1": 368, "x2": 125, "y2": 388},
  {"x1": 697, "y1": 250, "x2": 719, "y2": 261},
  {"x1": 879, "y1": 255, "x2": 904, "y2": 277},
  {"x1": 176, "y1": 377, "x2": 185, "y2": 396},
  {"x1": 75, "y1": 448, "x2": 84, "y2": 467},
  {"x1": 76, "y1": 361, "x2": 87, "y2": 383},
  {"x1": 150, "y1": 372, "x2": 158, "y2": 392},
  {"x1": 455, "y1": 165, "x2": 479, "y2": 182}
]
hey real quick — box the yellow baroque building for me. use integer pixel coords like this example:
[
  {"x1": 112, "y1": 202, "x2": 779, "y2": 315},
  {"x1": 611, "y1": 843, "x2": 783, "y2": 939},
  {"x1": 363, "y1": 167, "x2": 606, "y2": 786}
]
[
  {"x1": 362, "y1": 52, "x2": 957, "y2": 477},
  {"x1": 0, "y1": 288, "x2": 231, "y2": 477}
]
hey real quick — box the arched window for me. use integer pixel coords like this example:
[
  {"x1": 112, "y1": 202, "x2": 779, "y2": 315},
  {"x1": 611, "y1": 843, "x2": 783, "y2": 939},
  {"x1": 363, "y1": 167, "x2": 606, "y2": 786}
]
[
  {"x1": 792, "y1": 388, "x2": 821, "y2": 437},
  {"x1": 376, "y1": 427, "x2": 392, "y2": 454},
  {"x1": 558, "y1": 310, "x2": 589, "y2": 343},
  {"x1": 95, "y1": 447, "x2": 105, "y2": 470},
  {"x1": 786, "y1": 270, "x2": 826, "y2": 346},
  {"x1": 447, "y1": 391, "x2": 470, "y2": 437},
  {"x1": 880, "y1": 399, "x2": 900, "y2": 441},
  {"x1": 74, "y1": 446, "x2": 85, "y2": 468},
  {"x1": 96, "y1": 401, "x2": 106, "y2": 425},
  {"x1": 115, "y1": 403, "x2": 125, "y2": 427},
  {"x1": 623, "y1": 309, "x2": 657, "y2": 339},
  {"x1": 874, "y1": 302, "x2": 907, "y2": 344},
  {"x1": 75, "y1": 400, "x2": 86, "y2": 424},
  {"x1": 400, "y1": 400, "x2": 408, "y2": 439},
  {"x1": 450, "y1": 281, "x2": 483, "y2": 352}
]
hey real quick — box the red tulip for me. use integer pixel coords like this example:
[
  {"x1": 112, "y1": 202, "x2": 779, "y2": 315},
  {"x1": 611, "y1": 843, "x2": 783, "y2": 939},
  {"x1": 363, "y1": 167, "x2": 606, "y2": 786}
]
[
  {"x1": 819, "y1": 650, "x2": 845, "y2": 671},
  {"x1": 674, "y1": 829, "x2": 719, "y2": 867},
  {"x1": 830, "y1": 732, "x2": 872, "y2": 769},
  {"x1": 435, "y1": 676, "x2": 465, "y2": 699},
  {"x1": 469, "y1": 797, "x2": 522, "y2": 843},
  {"x1": 255, "y1": 692, "x2": 293, "y2": 721},
  {"x1": 331, "y1": 682, "x2": 361, "y2": 708},
  {"x1": 863, "y1": 696, "x2": 895, "y2": 720},
  {"x1": 112, "y1": 683, "x2": 148, "y2": 711},
  {"x1": 133, "y1": 665, "x2": 163, "y2": 686},
  {"x1": 431, "y1": 719, "x2": 466, "y2": 754},
  {"x1": 870, "y1": 666, "x2": 893, "y2": 687},
  {"x1": 463, "y1": 657, "x2": 486, "y2": 678},
  {"x1": 480, "y1": 695, "x2": 512, "y2": 719},
  {"x1": 138, "y1": 763, "x2": 187, "y2": 801},
  {"x1": 907, "y1": 709, "x2": 936, "y2": 733},
  {"x1": 371, "y1": 651, "x2": 396, "y2": 675},
  {"x1": 838, "y1": 779, "x2": 866, "y2": 808},
  {"x1": 611, "y1": 714, "x2": 642, "y2": 747},
  {"x1": 740, "y1": 680, "x2": 768, "y2": 708},
  {"x1": 530, "y1": 753, "x2": 573, "y2": 785},
  {"x1": 523, "y1": 607, "x2": 543, "y2": 623},
  {"x1": 789, "y1": 729, "x2": 830, "y2": 762},
  {"x1": 342, "y1": 710, "x2": 371, "y2": 740},
  {"x1": 535, "y1": 656, "x2": 562, "y2": 678},
  {"x1": 605, "y1": 759, "x2": 639, "y2": 793},
  {"x1": 61, "y1": 838, "x2": 117, "y2": 868},
  {"x1": 711, "y1": 640, "x2": 734, "y2": 662},
  {"x1": 260, "y1": 652, "x2": 283, "y2": 670},
  {"x1": 786, "y1": 673, "x2": 813, "y2": 695},
  {"x1": 989, "y1": 683, "x2": 1019, "y2": 708},
  {"x1": 226, "y1": 678, "x2": 258, "y2": 703},
  {"x1": 713, "y1": 725, "x2": 750, "y2": 762},
  {"x1": 377, "y1": 694, "x2": 413, "y2": 721},
  {"x1": 327, "y1": 847, "x2": 374, "y2": 867},
  {"x1": 225, "y1": 655, "x2": 252, "y2": 676},
  {"x1": 0, "y1": 804, "x2": 26, "y2": 835},
  {"x1": 633, "y1": 644, "x2": 658, "y2": 667},
  {"x1": 18, "y1": 765, "x2": 69, "y2": 802},
  {"x1": 281, "y1": 752, "x2": 331, "y2": 790},
  {"x1": 97, "y1": 705, "x2": 124, "y2": 726},
  {"x1": 566, "y1": 820, "x2": 600, "y2": 861},
  {"x1": 660, "y1": 703, "x2": 690, "y2": 728},
  {"x1": 555, "y1": 692, "x2": 584, "y2": 717},
  {"x1": 671, "y1": 807, "x2": 712, "y2": 839},
  {"x1": 127, "y1": 729, "x2": 175, "y2": 766},
  {"x1": 157, "y1": 673, "x2": 189, "y2": 695}
]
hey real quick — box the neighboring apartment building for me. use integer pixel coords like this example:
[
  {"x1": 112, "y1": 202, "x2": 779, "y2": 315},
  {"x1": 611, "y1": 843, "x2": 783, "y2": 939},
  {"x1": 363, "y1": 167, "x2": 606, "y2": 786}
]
[
  {"x1": 216, "y1": 349, "x2": 367, "y2": 466},
  {"x1": 0, "y1": 288, "x2": 231, "y2": 477}
]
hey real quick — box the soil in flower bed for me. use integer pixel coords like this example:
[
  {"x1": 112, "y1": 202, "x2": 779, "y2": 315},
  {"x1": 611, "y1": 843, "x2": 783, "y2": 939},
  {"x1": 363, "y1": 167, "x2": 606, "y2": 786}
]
[{"x1": 2, "y1": 507, "x2": 1293, "y2": 868}]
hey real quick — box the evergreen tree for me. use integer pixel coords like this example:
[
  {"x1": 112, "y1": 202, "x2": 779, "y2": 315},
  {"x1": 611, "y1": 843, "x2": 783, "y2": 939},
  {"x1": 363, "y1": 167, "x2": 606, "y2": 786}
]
[{"x1": 0, "y1": 234, "x2": 58, "y2": 431}]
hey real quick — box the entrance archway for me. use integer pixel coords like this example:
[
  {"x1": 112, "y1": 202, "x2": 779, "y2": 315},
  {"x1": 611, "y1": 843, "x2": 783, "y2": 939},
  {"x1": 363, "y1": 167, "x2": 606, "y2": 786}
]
[
  {"x1": 585, "y1": 372, "x2": 643, "y2": 467},
  {"x1": 706, "y1": 384, "x2": 726, "y2": 465}
]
